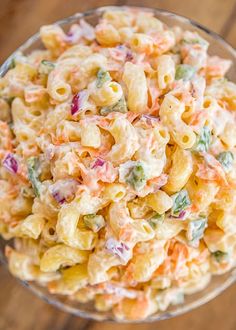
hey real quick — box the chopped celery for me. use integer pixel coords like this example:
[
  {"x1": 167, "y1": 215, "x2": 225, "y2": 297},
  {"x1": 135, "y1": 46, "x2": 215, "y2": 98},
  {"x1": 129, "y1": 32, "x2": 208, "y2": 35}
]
[
  {"x1": 171, "y1": 189, "x2": 191, "y2": 216},
  {"x1": 126, "y1": 162, "x2": 147, "y2": 191},
  {"x1": 175, "y1": 64, "x2": 196, "y2": 81},
  {"x1": 186, "y1": 218, "x2": 207, "y2": 246},
  {"x1": 96, "y1": 69, "x2": 111, "y2": 88},
  {"x1": 100, "y1": 97, "x2": 127, "y2": 115},
  {"x1": 193, "y1": 126, "x2": 211, "y2": 153},
  {"x1": 27, "y1": 157, "x2": 41, "y2": 197},
  {"x1": 148, "y1": 213, "x2": 165, "y2": 229},
  {"x1": 212, "y1": 251, "x2": 229, "y2": 263},
  {"x1": 84, "y1": 214, "x2": 105, "y2": 232},
  {"x1": 39, "y1": 60, "x2": 55, "y2": 75},
  {"x1": 217, "y1": 151, "x2": 234, "y2": 172}
]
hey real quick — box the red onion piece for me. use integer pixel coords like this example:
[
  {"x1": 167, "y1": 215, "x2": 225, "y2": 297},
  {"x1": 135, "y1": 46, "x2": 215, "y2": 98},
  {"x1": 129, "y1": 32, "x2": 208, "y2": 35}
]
[
  {"x1": 71, "y1": 90, "x2": 88, "y2": 115},
  {"x1": 91, "y1": 157, "x2": 105, "y2": 169},
  {"x1": 51, "y1": 191, "x2": 66, "y2": 204},
  {"x1": 49, "y1": 179, "x2": 78, "y2": 205},
  {"x1": 106, "y1": 238, "x2": 130, "y2": 263},
  {"x1": 142, "y1": 114, "x2": 160, "y2": 126},
  {"x1": 170, "y1": 210, "x2": 188, "y2": 220},
  {"x1": 104, "y1": 283, "x2": 138, "y2": 299},
  {"x1": 126, "y1": 50, "x2": 134, "y2": 62},
  {"x1": 45, "y1": 144, "x2": 55, "y2": 161},
  {"x1": 2, "y1": 153, "x2": 18, "y2": 174},
  {"x1": 80, "y1": 19, "x2": 95, "y2": 41},
  {"x1": 66, "y1": 24, "x2": 82, "y2": 43}
]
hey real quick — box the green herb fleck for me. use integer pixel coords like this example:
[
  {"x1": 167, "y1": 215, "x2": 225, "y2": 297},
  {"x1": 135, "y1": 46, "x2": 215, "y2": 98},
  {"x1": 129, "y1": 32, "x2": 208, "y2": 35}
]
[
  {"x1": 83, "y1": 214, "x2": 105, "y2": 232},
  {"x1": 100, "y1": 97, "x2": 127, "y2": 116},
  {"x1": 217, "y1": 151, "x2": 234, "y2": 172},
  {"x1": 175, "y1": 64, "x2": 196, "y2": 81},
  {"x1": 96, "y1": 69, "x2": 111, "y2": 88},
  {"x1": 9, "y1": 58, "x2": 16, "y2": 69},
  {"x1": 126, "y1": 162, "x2": 147, "y2": 191},
  {"x1": 148, "y1": 213, "x2": 165, "y2": 229},
  {"x1": 193, "y1": 126, "x2": 211, "y2": 153},
  {"x1": 171, "y1": 189, "x2": 191, "y2": 216},
  {"x1": 182, "y1": 37, "x2": 208, "y2": 47},
  {"x1": 39, "y1": 60, "x2": 55, "y2": 75},
  {"x1": 27, "y1": 157, "x2": 41, "y2": 197},
  {"x1": 212, "y1": 250, "x2": 229, "y2": 263},
  {"x1": 186, "y1": 218, "x2": 207, "y2": 246}
]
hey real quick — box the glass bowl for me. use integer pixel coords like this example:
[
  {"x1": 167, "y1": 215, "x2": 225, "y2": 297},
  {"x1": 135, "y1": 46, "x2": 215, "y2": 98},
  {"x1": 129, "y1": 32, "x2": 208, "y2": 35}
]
[{"x1": 0, "y1": 5, "x2": 236, "y2": 323}]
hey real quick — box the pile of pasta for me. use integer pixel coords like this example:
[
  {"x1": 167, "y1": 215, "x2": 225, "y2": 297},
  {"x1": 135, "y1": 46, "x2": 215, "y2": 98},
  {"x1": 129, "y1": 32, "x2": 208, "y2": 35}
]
[{"x1": 0, "y1": 8, "x2": 236, "y2": 320}]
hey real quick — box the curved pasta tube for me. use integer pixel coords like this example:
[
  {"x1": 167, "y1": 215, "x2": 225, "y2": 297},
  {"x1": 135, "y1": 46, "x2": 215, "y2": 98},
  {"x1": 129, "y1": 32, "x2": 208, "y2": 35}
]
[
  {"x1": 40, "y1": 244, "x2": 89, "y2": 272},
  {"x1": 56, "y1": 120, "x2": 81, "y2": 142},
  {"x1": 6, "y1": 247, "x2": 59, "y2": 282},
  {"x1": 41, "y1": 220, "x2": 58, "y2": 246},
  {"x1": 71, "y1": 53, "x2": 107, "y2": 91},
  {"x1": 0, "y1": 98, "x2": 11, "y2": 122},
  {"x1": 134, "y1": 124, "x2": 169, "y2": 179},
  {"x1": 80, "y1": 122, "x2": 101, "y2": 148},
  {"x1": 156, "y1": 55, "x2": 175, "y2": 90},
  {"x1": 88, "y1": 249, "x2": 121, "y2": 285},
  {"x1": 130, "y1": 33, "x2": 154, "y2": 54},
  {"x1": 14, "y1": 124, "x2": 39, "y2": 157},
  {"x1": 103, "y1": 10, "x2": 133, "y2": 29},
  {"x1": 95, "y1": 23, "x2": 121, "y2": 46},
  {"x1": 47, "y1": 64, "x2": 72, "y2": 102},
  {"x1": 108, "y1": 201, "x2": 132, "y2": 236},
  {"x1": 102, "y1": 183, "x2": 126, "y2": 202},
  {"x1": 0, "y1": 121, "x2": 12, "y2": 152},
  {"x1": 57, "y1": 204, "x2": 97, "y2": 250},
  {"x1": 113, "y1": 295, "x2": 157, "y2": 321},
  {"x1": 186, "y1": 178, "x2": 219, "y2": 212},
  {"x1": 10, "y1": 194, "x2": 33, "y2": 218},
  {"x1": 58, "y1": 45, "x2": 92, "y2": 61},
  {"x1": 205, "y1": 79, "x2": 236, "y2": 110},
  {"x1": 56, "y1": 191, "x2": 105, "y2": 249},
  {"x1": 128, "y1": 220, "x2": 155, "y2": 243},
  {"x1": 90, "y1": 81, "x2": 123, "y2": 107},
  {"x1": 48, "y1": 264, "x2": 88, "y2": 294},
  {"x1": 40, "y1": 25, "x2": 68, "y2": 57},
  {"x1": 118, "y1": 27, "x2": 134, "y2": 43},
  {"x1": 164, "y1": 147, "x2": 193, "y2": 193},
  {"x1": 108, "y1": 201, "x2": 154, "y2": 243},
  {"x1": 123, "y1": 62, "x2": 148, "y2": 113},
  {"x1": 204, "y1": 228, "x2": 236, "y2": 253},
  {"x1": 9, "y1": 214, "x2": 45, "y2": 239},
  {"x1": 145, "y1": 190, "x2": 173, "y2": 214},
  {"x1": 124, "y1": 240, "x2": 166, "y2": 282},
  {"x1": 220, "y1": 122, "x2": 236, "y2": 148},
  {"x1": 136, "y1": 13, "x2": 163, "y2": 33},
  {"x1": 7, "y1": 247, "x2": 35, "y2": 280},
  {"x1": 154, "y1": 219, "x2": 184, "y2": 240},
  {"x1": 216, "y1": 211, "x2": 236, "y2": 234},
  {"x1": 12, "y1": 97, "x2": 46, "y2": 131},
  {"x1": 81, "y1": 53, "x2": 107, "y2": 76},
  {"x1": 44, "y1": 103, "x2": 69, "y2": 136},
  {"x1": 182, "y1": 274, "x2": 211, "y2": 295},
  {"x1": 106, "y1": 117, "x2": 139, "y2": 165},
  {"x1": 128, "y1": 197, "x2": 152, "y2": 219},
  {"x1": 160, "y1": 94, "x2": 196, "y2": 149}
]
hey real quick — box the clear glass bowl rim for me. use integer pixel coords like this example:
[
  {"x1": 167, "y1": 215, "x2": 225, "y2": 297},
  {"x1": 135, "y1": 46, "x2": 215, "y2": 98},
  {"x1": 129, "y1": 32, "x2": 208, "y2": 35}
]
[{"x1": 0, "y1": 5, "x2": 236, "y2": 323}]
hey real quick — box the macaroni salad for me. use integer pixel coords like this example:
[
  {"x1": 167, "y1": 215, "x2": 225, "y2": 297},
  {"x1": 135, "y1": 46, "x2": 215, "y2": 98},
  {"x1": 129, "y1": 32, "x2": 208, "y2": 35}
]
[{"x1": 0, "y1": 8, "x2": 236, "y2": 320}]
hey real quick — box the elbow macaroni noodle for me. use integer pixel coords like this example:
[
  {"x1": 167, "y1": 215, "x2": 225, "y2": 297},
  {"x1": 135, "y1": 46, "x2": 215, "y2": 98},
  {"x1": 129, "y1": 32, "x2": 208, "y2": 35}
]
[{"x1": 0, "y1": 8, "x2": 236, "y2": 321}]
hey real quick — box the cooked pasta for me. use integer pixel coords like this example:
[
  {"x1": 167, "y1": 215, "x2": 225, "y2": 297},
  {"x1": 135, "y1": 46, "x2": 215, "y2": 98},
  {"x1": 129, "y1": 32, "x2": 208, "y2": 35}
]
[{"x1": 0, "y1": 7, "x2": 236, "y2": 321}]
